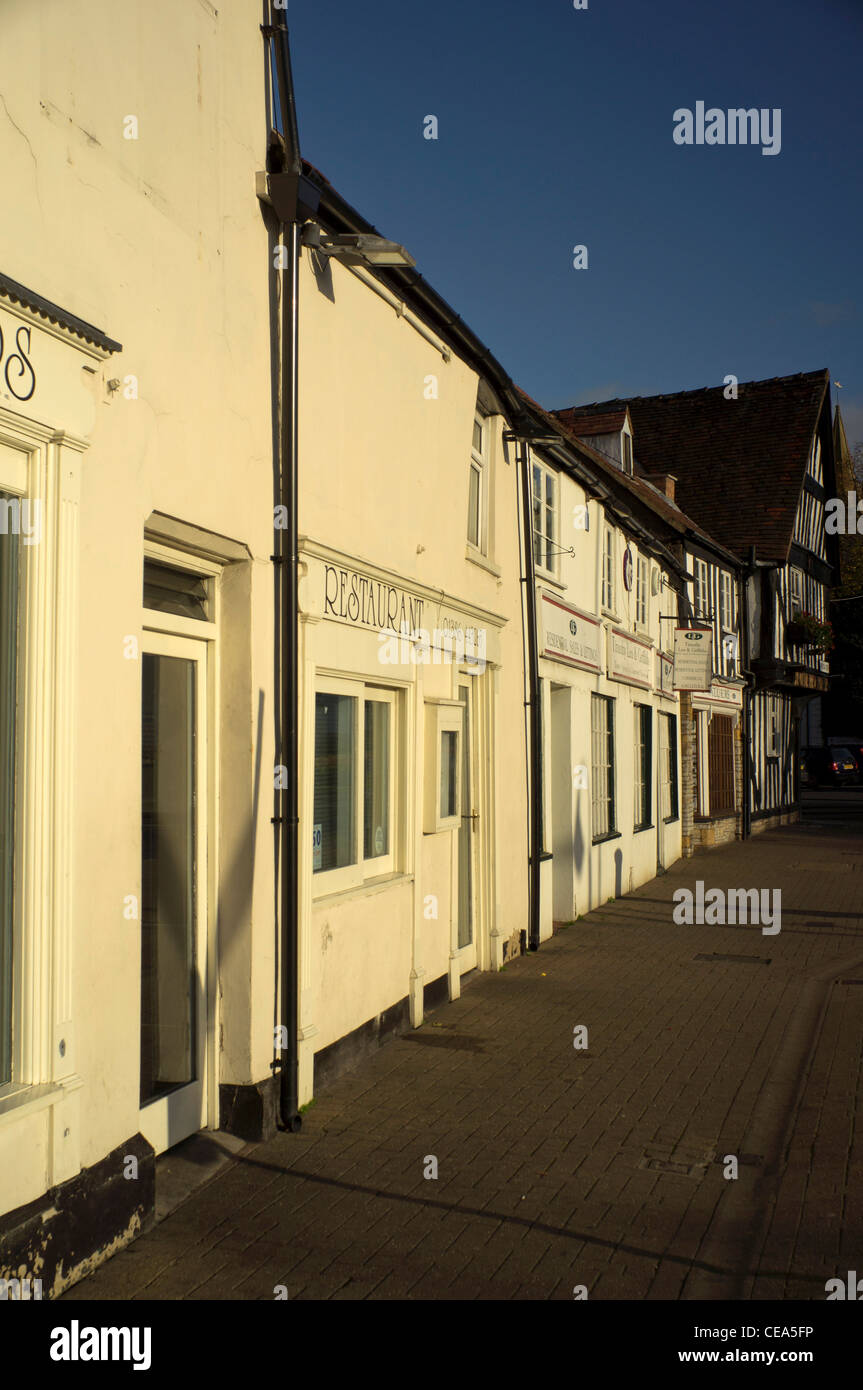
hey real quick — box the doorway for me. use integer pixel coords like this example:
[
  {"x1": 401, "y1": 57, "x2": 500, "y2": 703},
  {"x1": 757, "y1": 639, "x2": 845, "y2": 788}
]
[
  {"x1": 550, "y1": 685, "x2": 575, "y2": 922},
  {"x1": 139, "y1": 631, "x2": 208, "y2": 1155},
  {"x1": 456, "y1": 677, "x2": 478, "y2": 972}
]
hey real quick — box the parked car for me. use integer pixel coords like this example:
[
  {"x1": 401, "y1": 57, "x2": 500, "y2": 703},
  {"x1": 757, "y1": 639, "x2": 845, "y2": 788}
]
[
  {"x1": 839, "y1": 743, "x2": 863, "y2": 785},
  {"x1": 802, "y1": 745, "x2": 859, "y2": 788}
]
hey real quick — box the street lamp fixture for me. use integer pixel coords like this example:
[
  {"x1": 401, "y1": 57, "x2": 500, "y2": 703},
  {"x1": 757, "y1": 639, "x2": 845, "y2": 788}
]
[{"x1": 302, "y1": 225, "x2": 416, "y2": 269}]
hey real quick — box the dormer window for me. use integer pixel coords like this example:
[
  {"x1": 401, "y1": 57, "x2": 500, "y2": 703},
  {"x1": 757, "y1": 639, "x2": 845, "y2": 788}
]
[{"x1": 622, "y1": 432, "x2": 633, "y2": 475}]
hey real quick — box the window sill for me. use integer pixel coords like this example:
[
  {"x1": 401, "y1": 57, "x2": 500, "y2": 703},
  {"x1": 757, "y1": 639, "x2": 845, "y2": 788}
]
[
  {"x1": 465, "y1": 545, "x2": 501, "y2": 578},
  {"x1": 663, "y1": 814, "x2": 680, "y2": 825},
  {"x1": 592, "y1": 829, "x2": 622, "y2": 846},
  {"x1": 0, "y1": 1081, "x2": 67, "y2": 1130},
  {"x1": 536, "y1": 568, "x2": 566, "y2": 592},
  {"x1": 312, "y1": 871, "x2": 414, "y2": 908},
  {"x1": 634, "y1": 823, "x2": 654, "y2": 834}
]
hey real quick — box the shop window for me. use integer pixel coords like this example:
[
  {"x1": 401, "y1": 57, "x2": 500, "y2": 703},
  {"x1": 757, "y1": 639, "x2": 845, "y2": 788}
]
[
  {"x1": 0, "y1": 499, "x2": 19, "y2": 1086},
  {"x1": 591, "y1": 693, "x2": 616, "y2": 840},
  {"x1": 660, "y1": 712, "x2": 679, "y2": 821},
  {"x1": 708, "y1": 714, "x2": 735, "y2": 815},
  {"x1": 532, "y1": 458, "x2": 557, "y2": 576},
  {"x1": 634, "y1": 704, "x2": 652, "y2": 830},
  {"x1": 363, "y1": 699, "x2": 391, "y2": 860},
  {"x1": 314, "y1": 682, "x2": 398, "y2": 888},
  {"x1": 314, "y1": 693, "x2": 357, "y2": 873}
]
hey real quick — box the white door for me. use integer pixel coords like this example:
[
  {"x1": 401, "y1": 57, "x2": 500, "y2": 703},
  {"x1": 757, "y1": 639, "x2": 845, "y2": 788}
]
[
  {"x1": 456, "y1": 677, "x2": 478, "y2": 972},
  {"x1": 139, "y1": 630, "x2": 208, "y2": 1155}
]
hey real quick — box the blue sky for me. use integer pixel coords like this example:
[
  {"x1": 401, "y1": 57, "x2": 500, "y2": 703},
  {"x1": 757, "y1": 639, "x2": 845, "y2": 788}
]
[{"x1": 288, "y1": 0, "x2": 863, "y2": 443}]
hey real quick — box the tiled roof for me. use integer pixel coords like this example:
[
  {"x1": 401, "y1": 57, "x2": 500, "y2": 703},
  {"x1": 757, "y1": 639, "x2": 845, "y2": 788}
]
[
  {"x1": 555, "y1": 370, "x2": 831, "y2": 564},
  {"x1": 559, "y1": 408, "x2": 628, "y2": 435},
  {"x1": 516, "y1": 387, "x2": 740, "y2": 567}
]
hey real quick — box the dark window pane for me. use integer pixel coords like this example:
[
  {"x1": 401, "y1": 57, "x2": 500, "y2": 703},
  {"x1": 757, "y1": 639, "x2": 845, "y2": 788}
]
[
  {"x1": 364, "y1": 701, "x2": 390, "y2": 859},
  {"x1": 141, "y1": 654, "x2": 197, "y2": 1104},
  {"x1": 440, "y1": 729, "x2": 458, "y2": 819},
  {"x1": 314, "y1": 694, "x2": 356, "y2": 872}
]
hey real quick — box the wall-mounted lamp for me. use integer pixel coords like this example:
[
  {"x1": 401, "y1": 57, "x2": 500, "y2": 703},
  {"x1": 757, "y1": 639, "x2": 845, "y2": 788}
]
[{"x1": 301, "y1": 225, "x2": 416, "y2": 269}]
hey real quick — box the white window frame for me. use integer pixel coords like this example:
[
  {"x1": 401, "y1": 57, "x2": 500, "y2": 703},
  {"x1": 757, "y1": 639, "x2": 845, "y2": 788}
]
[
  {"x1": 636, "y1": 554, "x2": 648, "y2": 629},
  {"x1": 634, "y1": 704, "x2": 652, "y2": 831},
  {"x1": 424, "y1": 698, "x2": 463, "y2": 834},
  {"x1": 719, "y1": 570, "x2": 733, "y2": 633},
  {"x1": 313, "y1": 677, "x2": 400, "y2": 895},
  {"x1": 789, "y1": 566, "x2": 803, "y2": 617},
  {"x1": 621, "y1": 430, "x2": 633, "y2": 475},
  {"x1": 532, "y1": 455, "x2": 558, "y2": 579},
  {"x1": 694, "y1": 558, "x2": 709, "y2": 619},
  {"x1": 362, "y1": 687, "x2": 397, "y2": 876},
  {"x1": 467, "y1": 412, "x2": 488, "y2": 556},
  {"x1": 591, "y1": 693, "x2": 615, "y2": 840},
  {"x1": 602, "y1": 526, "x2": 616, "y2": 614},
  {"x1": 0, "y1": 415, "x2": 83, "y2": 1131}
]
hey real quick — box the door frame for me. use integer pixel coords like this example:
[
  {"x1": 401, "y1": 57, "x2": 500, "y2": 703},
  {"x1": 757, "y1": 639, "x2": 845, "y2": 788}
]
[
  {"x1": 140, "y1": 544, "x2": 220, "y2": 1155},
  {"x1": 453, "y1": 667, "x2": 491, "y2": 975}
]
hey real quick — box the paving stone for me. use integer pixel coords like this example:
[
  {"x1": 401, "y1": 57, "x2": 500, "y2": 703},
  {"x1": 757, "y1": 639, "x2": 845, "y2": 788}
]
[{"x1": 63, "y1": 821, "x2": 863, "y2": 1303}]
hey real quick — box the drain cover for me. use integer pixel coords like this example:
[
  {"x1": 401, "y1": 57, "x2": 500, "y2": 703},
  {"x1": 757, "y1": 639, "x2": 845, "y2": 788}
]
[
  {"x1": 695, "y1": 953, "x2": 771, "y2": 965},
  {"x1": 402, "y1": 1032, "x2": 485, "y2": 1053},
  {"x1": 640, "y1": 1156, "x2": 708, "y2": 1178}
]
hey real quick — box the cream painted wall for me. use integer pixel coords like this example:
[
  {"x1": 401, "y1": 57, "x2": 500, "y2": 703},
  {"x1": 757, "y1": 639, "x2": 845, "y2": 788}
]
[
  {"x1": 296, "y1": 250, "x2": 529, "y2": 1079},
  {"x1": 0, "y1": 0, "x2": 276, "y2": 1209},
  {"x1": 535, "y1": 462, "x2": 682, "y2": 924}
]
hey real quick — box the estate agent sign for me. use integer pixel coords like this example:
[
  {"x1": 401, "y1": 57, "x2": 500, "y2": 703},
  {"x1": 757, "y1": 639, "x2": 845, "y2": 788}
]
[
  {"x1": 673, "y1": 626, "x2": 713, "y2": 690},
  {"x1": 608, "y1": 628, "x2": 652, "y2": 689},
  {"x1": 539, "y1": 594, "x2": 602, "y2": 672}
]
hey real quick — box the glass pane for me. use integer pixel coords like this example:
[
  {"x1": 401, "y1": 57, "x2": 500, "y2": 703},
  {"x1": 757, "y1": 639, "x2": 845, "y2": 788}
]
[
  {"x1": 545, "y1": 473, "x2": 553, "y2": 508},
  {"x1": 440, "y1": 729, "x2": 458, "y2": 819},
  {"x1": 364, "y1": 701, "x2": 390, "y2": 859},
  {"x1": 141, "y1": 654, "x2": 197, "y2": 1104},
  {"x1": 468, "y1": 464, "x2": 480, "y2": 546},
  {"x1": 314, "y1": 693, "x2": 356, "y2": 872},
  {"x1": 473, "y1": 418, "x2": 483, "y2": 454},
  {"x1": 0, "y1": 507, "x2": 18, "y2": 1085},
  {"x1": 143, "y1": 560, "x2": 210, "y2": 622}
]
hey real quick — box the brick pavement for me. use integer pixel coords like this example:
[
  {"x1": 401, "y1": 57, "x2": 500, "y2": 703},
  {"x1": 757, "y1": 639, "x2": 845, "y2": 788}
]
[{"x1": 63, "y1": 819, "x2": 863, "y2": 1301}]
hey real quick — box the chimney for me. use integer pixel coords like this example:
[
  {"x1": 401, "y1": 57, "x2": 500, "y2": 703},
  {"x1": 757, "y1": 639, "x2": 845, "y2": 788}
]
[{"x1": 649, "y1": 472, "x2": 677, "y2": 502}]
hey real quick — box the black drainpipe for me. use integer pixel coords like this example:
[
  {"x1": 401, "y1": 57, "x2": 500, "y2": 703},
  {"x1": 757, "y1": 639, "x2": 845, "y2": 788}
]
[
  {"x1": 265, "y1": 9, "x2": 302, "y2": 1131},
  {"x1": 740, "y1": 546, "x2": 756, "y2": 840},
  {"x1": 513, "y1": 435, "x2": 542, "y2": 952}
]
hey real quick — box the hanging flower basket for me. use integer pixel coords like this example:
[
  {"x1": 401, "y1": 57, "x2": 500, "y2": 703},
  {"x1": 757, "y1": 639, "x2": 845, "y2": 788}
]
[{"x1": 787, "y1": 610, "x2": 833, "y2": 654}]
